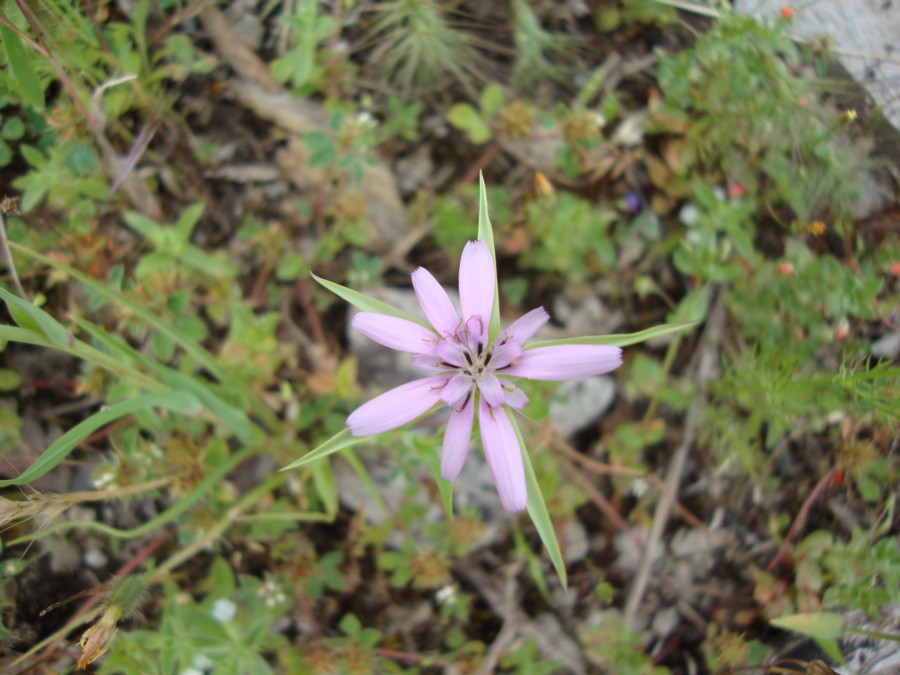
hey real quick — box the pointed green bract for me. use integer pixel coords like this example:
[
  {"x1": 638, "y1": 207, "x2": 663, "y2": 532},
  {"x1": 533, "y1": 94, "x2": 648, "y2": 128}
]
[
  {"x1": 477, "y1": 173, "x2": 502, "y2": 343},
  {"x1": 508, "y1": 408, "x2": 567, "y2": 588},
  {"x1": 527, "y1": 321, "x2": 697, "y2": 349},
  {"x1": 311, "y1": 273, "x2": 429, "y2": 327},
  {"x1": 281, "y1": 427, "x2": 362, "y2": 470}
]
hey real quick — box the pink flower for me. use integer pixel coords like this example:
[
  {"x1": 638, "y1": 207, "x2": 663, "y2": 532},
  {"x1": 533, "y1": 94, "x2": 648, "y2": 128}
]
[{"x1": 346, "y1": 241, "x2": 623, "y2": 512}]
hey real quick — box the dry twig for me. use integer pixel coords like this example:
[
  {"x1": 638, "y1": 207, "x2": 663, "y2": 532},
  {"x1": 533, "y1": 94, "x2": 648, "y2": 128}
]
[{"x1": 623, "y1": 289, "x2": 726, "y2": 627}]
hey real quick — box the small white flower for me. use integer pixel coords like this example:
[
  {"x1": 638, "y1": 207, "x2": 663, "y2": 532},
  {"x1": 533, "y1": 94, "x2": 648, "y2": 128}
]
[
  {"x1": 435, "y1": 584, "x2": 457, "y2": 605},
  {"x1": 211, "y1": 598, "x2": 237, "y2": 623},
  {"x1": 679, "y1": 203, "x2": 700, "y2": 227}
]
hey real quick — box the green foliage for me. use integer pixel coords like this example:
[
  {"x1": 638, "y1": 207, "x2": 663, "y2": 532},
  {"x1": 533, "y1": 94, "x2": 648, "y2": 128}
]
[
  {"x1": 363, "y1": 0, "x2": 484, "y2": 97},
  {"x1": 271, "y1": 0, "x2": 335, "y2": 90},
  {"x1": 651, "y1": 13, "x2": 863, "y2": 222},
  {"x1": 510, "y1": 0, "x2": 577, "y2": 91},
  {"x1": 522, "y1": 191, "x2": 616, "y2": 279},
  {"x1": 795, "y1": 520, "x2": 900, "y2": 617},
  {"x1": 100, "y1": 561, "x2": 290, "y2": 674},
  {"x1": 581, "y1": 611, "x2": 670, "y2": 673}
]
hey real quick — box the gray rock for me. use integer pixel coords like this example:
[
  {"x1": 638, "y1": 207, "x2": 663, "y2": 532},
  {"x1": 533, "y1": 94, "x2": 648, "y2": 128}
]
[
  {"x1": 734, "y1": 0, "x2": 900, "y2": 134},
  {"x1": 872, "y1": 331, "x2": 900, "y2": 359},
  {"x1": 550, "y1": 376, "x2": 617, "y2": 437}
]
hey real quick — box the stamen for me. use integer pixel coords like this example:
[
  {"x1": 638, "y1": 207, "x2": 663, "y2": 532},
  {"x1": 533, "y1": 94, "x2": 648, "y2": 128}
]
[{"x1": 464, "y1": 351, "x2": 473, "y2": 366}]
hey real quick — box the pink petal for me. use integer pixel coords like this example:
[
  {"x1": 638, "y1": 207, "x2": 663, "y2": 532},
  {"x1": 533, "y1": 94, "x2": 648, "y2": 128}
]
[
  {"x1": 411, "y1": 353, "x2": 446, "y2": 372},
  {"x1": 458, "y1": 241, "x2": 495, "y2": 342},
  {"x1": 352, "y1": 312, "x2": 437, "y2": 354},
  {"x1": 441, "y1": 373, "x2": 472, "y2": 406},
  {"x1": 501, "y1": 307, "x2": 549, "y2": 345},
  {"x1": 435, "y1": 337, "x2": 468, "y2": 368},
  {"x1": 488, "y1": 340, "x2": 522, "y2": 370},
  {"x1": 441, "y1": 396, "x2": 474, "y2": 481},
  {"x1": 412, "y1": 267, "x2": 460, "y2": 337},
  {"x1": 499, "y1": 379, "x2": 528, "y2": 409},
  {"x1": 478, "y1": 399, "x2": 527, "y2": 512},
  {"x1": 476, "y1": 371, "x2": 505, "y2": 407},
  {"x1": 503, "y1": 345, "x2": 623, "y2": 381},
  {"x1": 347, "y1": 376, "x2": 445, "y2": 436}
]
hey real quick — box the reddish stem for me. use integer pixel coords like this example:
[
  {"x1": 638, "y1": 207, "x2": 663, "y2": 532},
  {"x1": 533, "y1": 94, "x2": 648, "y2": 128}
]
[{"x1": 766, "y1": 467, "x2": 835, "y2": 572}]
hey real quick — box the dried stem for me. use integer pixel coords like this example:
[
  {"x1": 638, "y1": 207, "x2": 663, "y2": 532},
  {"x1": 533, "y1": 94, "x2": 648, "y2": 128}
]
[{"x1": 623, "y1": 287, "x2": 726, "y2": 627}]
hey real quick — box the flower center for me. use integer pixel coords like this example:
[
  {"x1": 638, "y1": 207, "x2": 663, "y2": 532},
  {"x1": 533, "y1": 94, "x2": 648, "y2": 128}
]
[{"x1": 462, "y1": 343, "x2": 493, "y2": 379}]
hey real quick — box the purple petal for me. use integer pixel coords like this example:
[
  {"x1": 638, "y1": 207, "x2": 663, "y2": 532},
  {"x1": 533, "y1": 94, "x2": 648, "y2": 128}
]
[
  {"x1": 501, "y1": 307, "x2": 549, "y2": 346},
  {"x1": 412, "y1": 267, "x2": 460, "y2": 337},
  {"x1": 352, "y1": 312, "x2": 437, "y2": 354},
  {"x1": 411, "y1": 353, "x2": 447, "y2": 372},
  {"x1": 503, "y1": 345, "x2": 623, "y2": 381},
  {"x1": 499, "y1": 379, "x2": 528, "y2": 409},
  {"x1": 435, "y1": 338, "x2": 468, "y2": 368},
  {"x1": 476, "y1": 371, "x2": 505, "y2": 407},
  {"x1": 441, "y1": 396, "x2": 474, "y2": 481},
  {"x1": 347, "y1": 376, "x2": 445, "y2": 436},
  {"x1": 441, "y1": 373, "x2": 472, "y2": 406},
  {"x1": 478, "y1": 399, "x2": 526, "y2": 512},
  {"x1": 458, "y1": 241, "x2": 495, "y2": 341},
  {"x1": 488, "y1": 340, "x2": 522, "y2": 370}
]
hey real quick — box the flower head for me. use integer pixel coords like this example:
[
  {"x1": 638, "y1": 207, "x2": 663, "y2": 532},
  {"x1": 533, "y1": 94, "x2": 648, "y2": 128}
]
[{"x1": 347, "y1": 241, "x2": 622, "y2": 512}]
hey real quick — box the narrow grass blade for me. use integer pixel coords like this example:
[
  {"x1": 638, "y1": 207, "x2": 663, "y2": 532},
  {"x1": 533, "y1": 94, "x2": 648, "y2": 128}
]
[
  {"x1": 0, "y1": 392, "x2": 200, "y2": 487},
  {"x1": 341, "y1": 446, "x2": 388, "y2": 518},
  {"x1": 0, "y1": 286, "x2": 71, "y2": 348},
  {"x1": 0, "y1": 324, "x2": 164, "y2": 393},
  {"x1": 7, "y1": 242, "x2": 230, "y2": 385},
  {"x1": 75, "y1": 318, "x2": 259, "y2": 443},
  {"x1": 508, "y1": 409, "x2": 567, "y2": 587},
  {"x1": 311, "y1": 273, "x2": 427, "y2": 326},
  {"x1": 527, "y1": 321, "x2": 697, "y2": 349}
]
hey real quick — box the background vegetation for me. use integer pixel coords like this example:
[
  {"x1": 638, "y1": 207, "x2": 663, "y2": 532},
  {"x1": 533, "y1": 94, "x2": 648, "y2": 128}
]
[{"x1": 0, "y1": 0, "x2": 897, "y2": 673}]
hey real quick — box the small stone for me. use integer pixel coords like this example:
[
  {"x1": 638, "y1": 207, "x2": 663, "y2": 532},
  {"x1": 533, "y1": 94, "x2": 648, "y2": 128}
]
[
  {"x1": 550, "y1": 376, "x2": 617, "y2": 437},
  {"x1": 83, "y1": 548, "x2": 108, "y2": 570},
  {"x1": 872, "y1": 332, "x2": 900, "y2": 359}
]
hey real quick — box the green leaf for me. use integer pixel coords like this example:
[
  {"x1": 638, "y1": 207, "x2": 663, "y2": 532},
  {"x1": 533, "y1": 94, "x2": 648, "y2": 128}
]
[
  {"x1": 447, "y1": 103, "x2": 492, "y2": 144},
  {"x1": 527, "y1": 321, "x2": 697, "y2": 349},
  {"x1": 175, "y1": 202, "x2": 205, "y2": 242},
  {"x1": 0, "y1": 369, "x2": 22, "y2": 391},
  {"x1": 281, "y1": 427, "x2": 361, "y2": 471},
  {"x1": 0, "y1": 286, "x2": 72, "y2": 348},
  {"x1": 770, "y1": 611, "x2": 845, "y2": 641},
  {"x1": 0, "y1": 25, "x2": 44, "y2": 109},
  {"x1": 310, "y1": 459, "x2": 338, "y2": 517},
  {"x1": 480, "y1": 83, "x2": 506, "y2": 120},
  {"x1": 341, "y1": 446, "x2": 388, "y2": 517},
  {"x1": 2, "y1": 117, "x2": 25, "y2": 141},
  {"x1": 770, "y1": 612, "x2": 845, "y2": 663},
  {"x1": 0, "y1": 392, "x2": 200, "y2": 487},
  {"x1": 668, "y1": 284, "x2": 710, "y2": 324},
  {"x1": 311, "y1": 273, "x2": 428, "y2": 326},
  {"x1": 508, "y1": 409, "x2": 567, "y2": 587},
  {"x1": 477, "y1": 174, "x2": 502, "y2": 343}
]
